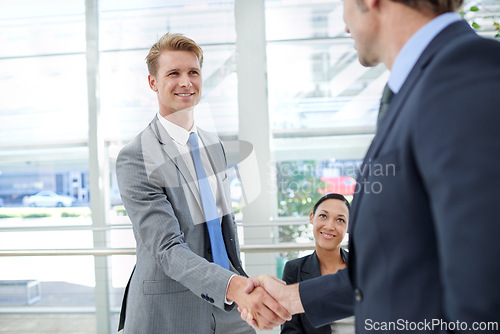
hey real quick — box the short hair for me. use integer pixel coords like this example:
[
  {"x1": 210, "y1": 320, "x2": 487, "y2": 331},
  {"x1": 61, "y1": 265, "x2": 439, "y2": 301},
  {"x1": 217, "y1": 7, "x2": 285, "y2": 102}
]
[
  {"x1": 312, "y1": 193, "x2": 351, "y2": 214},
  {"x1": 390, "y1": 0, "x2": 464, "y2": 14},
  {"x1": 145, "y1": 32, "x2": 204, "y2": 76}
]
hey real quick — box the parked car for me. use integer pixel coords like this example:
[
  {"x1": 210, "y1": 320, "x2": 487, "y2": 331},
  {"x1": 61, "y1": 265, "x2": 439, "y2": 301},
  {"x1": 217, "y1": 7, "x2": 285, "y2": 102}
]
[{"x1": 22, "y1": 191, "x2": 74, "y2": 207}]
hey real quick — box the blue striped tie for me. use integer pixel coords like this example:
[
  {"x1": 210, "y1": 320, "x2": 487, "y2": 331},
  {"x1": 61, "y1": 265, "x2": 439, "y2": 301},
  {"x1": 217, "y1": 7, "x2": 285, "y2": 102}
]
[{"x1": 188, "y1": 132, "x2": 230, "y2": 270}]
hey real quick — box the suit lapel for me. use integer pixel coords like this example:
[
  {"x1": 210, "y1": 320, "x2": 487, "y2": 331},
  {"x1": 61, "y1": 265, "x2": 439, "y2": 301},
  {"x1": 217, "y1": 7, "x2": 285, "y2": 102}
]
[
  {"x1": 150, "y1": 116, "x2": 203, "y2": 211},
  {"x1": 300, "y1": 252, "x2": 322, "y2": 281},
  {"x1": 151, "y1": 119, "x2": 230, "y2": 218}
]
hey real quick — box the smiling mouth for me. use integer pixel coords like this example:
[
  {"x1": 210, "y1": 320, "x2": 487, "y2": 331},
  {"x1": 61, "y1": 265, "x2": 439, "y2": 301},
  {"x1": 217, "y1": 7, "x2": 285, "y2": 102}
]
[
  {"x1": 320, "y1": 232, "x2": 336, "y2": 239},
  {"x1": 175, "y1": 93, "x2": 194, "y2": 97}
]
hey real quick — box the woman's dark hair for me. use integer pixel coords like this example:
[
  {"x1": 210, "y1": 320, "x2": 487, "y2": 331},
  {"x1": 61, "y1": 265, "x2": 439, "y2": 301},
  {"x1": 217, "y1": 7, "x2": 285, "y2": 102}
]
[{"x1": 312, "y1": 193, "x2": 350, "y2": 214}]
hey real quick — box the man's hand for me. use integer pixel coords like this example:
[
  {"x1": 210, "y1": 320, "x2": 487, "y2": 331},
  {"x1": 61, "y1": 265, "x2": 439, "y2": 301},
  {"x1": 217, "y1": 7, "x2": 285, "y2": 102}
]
[
  {"x1": 227, "y1": 275, "x2": 291, "y2": 330},
  {"x1": 238, "y1": 275, "x2": 305, "y2": 329}
]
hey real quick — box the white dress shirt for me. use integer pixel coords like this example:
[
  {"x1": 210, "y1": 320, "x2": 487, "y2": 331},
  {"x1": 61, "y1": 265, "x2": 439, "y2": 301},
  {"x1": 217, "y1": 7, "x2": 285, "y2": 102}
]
[{"x1": 156, "y1": 112, "x2": 223, "y2": 220}]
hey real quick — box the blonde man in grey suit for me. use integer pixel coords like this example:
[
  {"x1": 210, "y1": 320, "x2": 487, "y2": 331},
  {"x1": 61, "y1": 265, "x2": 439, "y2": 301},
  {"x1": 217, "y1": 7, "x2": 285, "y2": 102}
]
[{"x1": 116, "y1": 33, "x2": 290, "y2": 333}]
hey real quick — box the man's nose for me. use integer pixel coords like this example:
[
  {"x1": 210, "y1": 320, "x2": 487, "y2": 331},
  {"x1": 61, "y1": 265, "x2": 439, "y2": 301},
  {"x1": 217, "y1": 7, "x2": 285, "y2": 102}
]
[{"x1": 179, "y1": 73, "x2": 192, "y2": 87}]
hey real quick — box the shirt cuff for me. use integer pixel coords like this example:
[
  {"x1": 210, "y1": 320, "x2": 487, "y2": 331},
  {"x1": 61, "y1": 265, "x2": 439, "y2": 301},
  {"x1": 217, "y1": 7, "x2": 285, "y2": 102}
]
[{"x1": 225, "y1": 274, "x2": 236, "y2": 305}]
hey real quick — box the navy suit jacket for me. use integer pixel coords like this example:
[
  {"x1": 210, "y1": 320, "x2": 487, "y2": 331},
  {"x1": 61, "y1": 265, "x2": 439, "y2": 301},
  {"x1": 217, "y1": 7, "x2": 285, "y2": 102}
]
[{"x1": 300, "y1": 20, "x2": 500, "y2": 333}]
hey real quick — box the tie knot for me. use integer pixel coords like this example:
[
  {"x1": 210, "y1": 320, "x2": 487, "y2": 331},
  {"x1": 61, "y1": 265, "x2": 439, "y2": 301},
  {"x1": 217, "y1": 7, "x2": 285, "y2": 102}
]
[
  {"x1": 380, "y1": 84, "x2": 395, "y2": 104},
  {"x1": 377, "y1": 83, "x2": 395, "y2": 128},
  {"x1": 188, "y1": 132, "x2": 199, "y2": 150}
]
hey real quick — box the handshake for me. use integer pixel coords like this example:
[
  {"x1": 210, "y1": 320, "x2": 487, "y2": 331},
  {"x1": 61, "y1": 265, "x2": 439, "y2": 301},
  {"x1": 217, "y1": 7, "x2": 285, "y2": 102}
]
[{"x1": 227, "y1": 275, "x2": 305, "y2": 330}]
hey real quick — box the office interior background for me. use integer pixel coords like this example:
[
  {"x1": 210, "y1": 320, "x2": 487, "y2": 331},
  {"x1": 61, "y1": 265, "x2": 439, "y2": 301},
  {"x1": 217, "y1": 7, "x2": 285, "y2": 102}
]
[{"x1": 0, "y1": 0, "x2": 498, "y2": 333}]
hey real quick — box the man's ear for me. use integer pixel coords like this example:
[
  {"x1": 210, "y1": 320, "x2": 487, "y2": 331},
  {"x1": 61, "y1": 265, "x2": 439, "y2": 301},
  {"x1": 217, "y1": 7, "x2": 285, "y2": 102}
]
[{"x1": 148, "y1": 74, "x2": 158, "y2": 92}]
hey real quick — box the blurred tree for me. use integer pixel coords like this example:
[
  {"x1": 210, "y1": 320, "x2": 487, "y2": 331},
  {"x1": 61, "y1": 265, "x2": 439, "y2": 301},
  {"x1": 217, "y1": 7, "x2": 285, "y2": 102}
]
[
  {"x1": 462, "y1": 0, "x2": 500, "y2": 38},
  {"x1": 276, "y1": 160, "x2": 326, "y2": 263}
]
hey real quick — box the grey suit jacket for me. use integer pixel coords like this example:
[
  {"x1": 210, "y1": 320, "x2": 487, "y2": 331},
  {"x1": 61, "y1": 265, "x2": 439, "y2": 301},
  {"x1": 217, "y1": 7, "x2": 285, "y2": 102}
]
[{"x1": 116, "y1": 115, "x2": 246, "y2": 333}]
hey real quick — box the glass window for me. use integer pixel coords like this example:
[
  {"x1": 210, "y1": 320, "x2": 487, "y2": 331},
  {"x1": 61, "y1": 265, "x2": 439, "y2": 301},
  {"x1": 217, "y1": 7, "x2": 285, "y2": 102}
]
[
  {"x1": 0, "y1": 0, "x2": 89, "y2": 207},
  {"x1": 267, "y1": 41, "x2": 388, "y2": 132},
  {"x1": 266, "y1": 0, "x2": 346, "y2": 41},
  {"x1": 0, "y1": 0, "x2": 100, "y2": 329},
  {"x1": 276, "y1": 159, "x2": 359, "y2": 217},
  {"x1": 264, "y1": 1, "x2": 384, "y2": 266},
  {"x1": 0, "y1": 0, "x2": 85, "y2": 58},
  {"x1": 99, "y1": 0, "x2": 236, "y2": 51},
  {"x1": 0, "y1": 55, "x2": 88, "y2": 146}
]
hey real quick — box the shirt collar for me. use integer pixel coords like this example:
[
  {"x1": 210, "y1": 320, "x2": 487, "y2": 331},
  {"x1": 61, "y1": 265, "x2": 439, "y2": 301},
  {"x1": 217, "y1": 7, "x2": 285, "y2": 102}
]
[
  {"x1": 157, "y1": 112, "x2": 198, "y2": 147},
  {"x1": 388, "y1": 12, "x2": 461, "y2": 93}
]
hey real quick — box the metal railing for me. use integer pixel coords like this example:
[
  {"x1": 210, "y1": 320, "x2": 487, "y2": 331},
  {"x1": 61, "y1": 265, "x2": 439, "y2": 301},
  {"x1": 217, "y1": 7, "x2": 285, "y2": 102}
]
[
  {"x1": 0, "y1": 242, "x2": 315, "y2": 257},
  {"x1": 0, "y1": 218, "x2": 317, "y2": 257}
]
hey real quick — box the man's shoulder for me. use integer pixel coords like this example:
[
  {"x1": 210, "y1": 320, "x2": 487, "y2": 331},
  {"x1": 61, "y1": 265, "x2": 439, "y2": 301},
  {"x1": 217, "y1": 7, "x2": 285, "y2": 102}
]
[
  {"x1": 117, "y1": 121, "x2": 157, "y2": 160},
  {"x1": 416, "y1": 23, "x2": 499, "y2": 90},
  {"x1": 432, "y1": 22, "x2": 499, "y2": 63}
]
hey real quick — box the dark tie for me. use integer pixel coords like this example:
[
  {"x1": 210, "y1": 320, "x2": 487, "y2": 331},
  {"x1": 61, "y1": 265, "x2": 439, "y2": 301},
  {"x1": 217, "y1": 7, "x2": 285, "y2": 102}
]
[
  {"x1": 188, "y1": 132, "x2": 230, "y2": 270},
  {"x1": 377, "y1": 83, "x2": 395, "y2": 128}
]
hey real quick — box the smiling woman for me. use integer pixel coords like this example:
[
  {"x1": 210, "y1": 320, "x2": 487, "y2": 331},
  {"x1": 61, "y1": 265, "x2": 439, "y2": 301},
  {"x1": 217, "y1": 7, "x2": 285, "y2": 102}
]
[
  {"x1": 281, "y1": 193, "x2": 355, "y2": 334},
  {"x1": 310, "y1": 194, "x2": 349, "y2": 264}
]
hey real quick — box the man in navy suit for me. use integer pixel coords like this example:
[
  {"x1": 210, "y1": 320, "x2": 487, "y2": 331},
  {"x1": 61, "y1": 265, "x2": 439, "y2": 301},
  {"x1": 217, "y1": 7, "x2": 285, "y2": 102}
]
[{"x1": 241, "y1": 0, "x2": 500, "y2": 332}]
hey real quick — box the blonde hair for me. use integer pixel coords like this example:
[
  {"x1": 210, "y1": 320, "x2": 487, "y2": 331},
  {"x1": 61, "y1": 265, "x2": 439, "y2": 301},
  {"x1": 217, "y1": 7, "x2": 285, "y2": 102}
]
[{"x1": 145, "y1": 33, "x2": 204, "y2": 76}]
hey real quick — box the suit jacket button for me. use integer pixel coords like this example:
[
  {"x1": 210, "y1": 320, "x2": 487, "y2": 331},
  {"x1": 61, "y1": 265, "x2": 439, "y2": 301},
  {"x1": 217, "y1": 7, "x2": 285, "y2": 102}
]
[
  {"x1": 201, "y1": 293, "x2": 207, "y2": 300},
  {"x1": 209, "y1": 297, "x2": 214, "y2": 303},
  {"x1": 354, "y1": 288, "x2": 363, "y2": 302}
]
